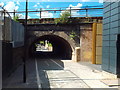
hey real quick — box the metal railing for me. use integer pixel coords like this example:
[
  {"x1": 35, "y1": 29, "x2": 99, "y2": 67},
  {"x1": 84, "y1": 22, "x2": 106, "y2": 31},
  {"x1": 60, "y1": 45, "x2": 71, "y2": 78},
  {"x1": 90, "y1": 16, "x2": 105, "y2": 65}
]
[{"x1": 4, "y1": 6, "x2": 103, "y2": 19}]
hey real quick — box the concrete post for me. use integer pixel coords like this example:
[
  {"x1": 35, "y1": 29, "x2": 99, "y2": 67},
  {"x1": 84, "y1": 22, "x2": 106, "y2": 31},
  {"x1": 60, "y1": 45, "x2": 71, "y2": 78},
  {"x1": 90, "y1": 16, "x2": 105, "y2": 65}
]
[
  {"x1": 72, "y1": 47, "x2": 80, "y2": 62},
  {"x1": 72, "y1": 51, "x2": 75, "y2": 61},
  {"x1": 75, "y1": 47, "x2": 80, "y2": 62}
]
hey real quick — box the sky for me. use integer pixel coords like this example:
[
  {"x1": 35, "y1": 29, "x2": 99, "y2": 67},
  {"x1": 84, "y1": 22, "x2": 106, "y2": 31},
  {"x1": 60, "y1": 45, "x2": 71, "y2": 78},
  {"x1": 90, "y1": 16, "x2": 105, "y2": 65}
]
[{"x1": 0, "y1": 0, "x2": 103, "y2": 19}]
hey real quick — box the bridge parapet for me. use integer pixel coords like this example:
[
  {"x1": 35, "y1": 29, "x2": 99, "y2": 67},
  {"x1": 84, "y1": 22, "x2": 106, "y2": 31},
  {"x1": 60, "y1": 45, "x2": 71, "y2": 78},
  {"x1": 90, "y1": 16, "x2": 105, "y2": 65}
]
[
  {"x1": 19, "y1": 17, "x2": 102, "y2": 25},
  {"x1": 27, "y1": 23, "x2": 80, "y2": 31}
]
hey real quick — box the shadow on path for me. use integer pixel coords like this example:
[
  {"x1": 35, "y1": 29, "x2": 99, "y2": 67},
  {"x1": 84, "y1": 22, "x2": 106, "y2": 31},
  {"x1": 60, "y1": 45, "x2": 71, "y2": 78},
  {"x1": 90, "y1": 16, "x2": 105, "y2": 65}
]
[{"x1": 35, "y1": 57, "x2": 64, "y2": 89}]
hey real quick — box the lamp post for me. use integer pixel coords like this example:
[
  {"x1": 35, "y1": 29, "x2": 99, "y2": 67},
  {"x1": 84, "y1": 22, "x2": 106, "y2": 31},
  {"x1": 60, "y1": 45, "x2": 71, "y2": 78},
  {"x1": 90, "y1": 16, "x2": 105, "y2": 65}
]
[{"x1": 23, "y1": 0, "x2": 28, "y2": 83}]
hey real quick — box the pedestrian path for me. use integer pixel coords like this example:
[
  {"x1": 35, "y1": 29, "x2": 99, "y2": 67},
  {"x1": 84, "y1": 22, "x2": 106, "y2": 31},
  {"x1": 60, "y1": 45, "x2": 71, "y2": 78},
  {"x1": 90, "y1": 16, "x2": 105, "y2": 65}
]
[{"x1": 61, "y1": 60, "x2": 119, "y2": 89}]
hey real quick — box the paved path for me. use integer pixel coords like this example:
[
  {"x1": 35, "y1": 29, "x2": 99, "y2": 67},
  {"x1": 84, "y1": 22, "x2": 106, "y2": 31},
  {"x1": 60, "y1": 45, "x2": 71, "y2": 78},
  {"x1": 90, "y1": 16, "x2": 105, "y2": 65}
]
[
  {"x1": 3, "y1": 58, "x2": 119, "y2": 89},
  {"x1": 35, "y1": 58, "x2": 89, "y2": 88}
]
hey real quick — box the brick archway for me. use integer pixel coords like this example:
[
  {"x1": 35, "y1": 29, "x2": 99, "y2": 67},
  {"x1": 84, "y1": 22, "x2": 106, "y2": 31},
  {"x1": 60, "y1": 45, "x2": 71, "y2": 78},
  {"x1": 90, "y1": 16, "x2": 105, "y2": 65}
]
[{"x1": 28, "y1": 34, "x2": 76, "y2": 60}]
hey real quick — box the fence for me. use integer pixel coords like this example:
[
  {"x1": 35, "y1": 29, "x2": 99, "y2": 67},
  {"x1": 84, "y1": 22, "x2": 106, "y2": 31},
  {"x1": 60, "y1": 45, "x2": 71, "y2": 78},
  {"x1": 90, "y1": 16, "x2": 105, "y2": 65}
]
[{"x1": 2, "y1": 6, "x2": 103, "y2": 19}]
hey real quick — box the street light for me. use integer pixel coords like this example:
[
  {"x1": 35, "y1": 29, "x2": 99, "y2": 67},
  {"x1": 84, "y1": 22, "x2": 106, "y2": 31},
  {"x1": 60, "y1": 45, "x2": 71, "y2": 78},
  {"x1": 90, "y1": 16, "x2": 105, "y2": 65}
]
[{"x1": 23, "y1": 0, "x2": 28, "y2": 83}]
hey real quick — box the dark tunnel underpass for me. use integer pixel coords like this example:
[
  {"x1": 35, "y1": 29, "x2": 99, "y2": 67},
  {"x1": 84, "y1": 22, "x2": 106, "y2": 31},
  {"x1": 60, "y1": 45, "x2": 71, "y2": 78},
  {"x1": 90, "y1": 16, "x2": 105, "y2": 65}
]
[{"x1": 29, "y1": 35, "x2": 72, "y2": 60}]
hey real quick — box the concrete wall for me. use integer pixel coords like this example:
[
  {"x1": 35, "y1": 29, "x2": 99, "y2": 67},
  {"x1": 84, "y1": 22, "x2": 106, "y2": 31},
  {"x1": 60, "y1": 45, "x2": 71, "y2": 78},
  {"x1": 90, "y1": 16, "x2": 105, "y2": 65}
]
[
  {"x1": 2, "y1": 18, "x2": 24, "y2": 78},
  {"x1": 102, "y1": 1, "x2": 120, "y2": 75},
  {"x1": 4, "y1": 17, "x2": 24, "y2": 47},
  {"x1": 2, "y1": 42, "x2": 13, "y2": 77},
  {"x1": 11, "y1": 20, "x2": 24, "y2": 48}
]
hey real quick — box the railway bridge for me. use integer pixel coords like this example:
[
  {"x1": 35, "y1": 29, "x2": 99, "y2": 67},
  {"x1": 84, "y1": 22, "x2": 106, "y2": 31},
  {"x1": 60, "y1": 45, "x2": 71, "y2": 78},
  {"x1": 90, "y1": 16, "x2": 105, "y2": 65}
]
[{"x1": 27, "y1": 23, "x2": 80, "y2": 60}]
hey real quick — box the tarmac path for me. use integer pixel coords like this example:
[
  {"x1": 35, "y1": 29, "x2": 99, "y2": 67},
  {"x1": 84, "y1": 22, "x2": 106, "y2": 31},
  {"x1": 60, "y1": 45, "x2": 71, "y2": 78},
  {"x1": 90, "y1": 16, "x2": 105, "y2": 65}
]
[{"x1": 35, "y1": 58, "x2": 89, "y2": 88}]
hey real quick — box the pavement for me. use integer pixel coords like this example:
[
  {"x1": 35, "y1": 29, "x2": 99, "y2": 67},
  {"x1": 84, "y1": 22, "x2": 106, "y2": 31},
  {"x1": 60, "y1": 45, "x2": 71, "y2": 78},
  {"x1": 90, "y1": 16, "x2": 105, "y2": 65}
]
[{"x1": 2, "y1": 58, "x2": 120, "y2": 89}]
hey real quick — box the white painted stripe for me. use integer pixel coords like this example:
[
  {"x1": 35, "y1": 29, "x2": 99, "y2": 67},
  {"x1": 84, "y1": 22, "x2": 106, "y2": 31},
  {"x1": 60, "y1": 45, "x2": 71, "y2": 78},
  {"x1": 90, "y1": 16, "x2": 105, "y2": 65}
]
[
  {"x1": 35, "y1": 58, "x2": 42, "y2": 88},
  {"x1": 50, "y1": 59, "x2": 64, "y2": 69},
  {"x1": 44, "y1": 61, "x2": 50, "y2": 66}
]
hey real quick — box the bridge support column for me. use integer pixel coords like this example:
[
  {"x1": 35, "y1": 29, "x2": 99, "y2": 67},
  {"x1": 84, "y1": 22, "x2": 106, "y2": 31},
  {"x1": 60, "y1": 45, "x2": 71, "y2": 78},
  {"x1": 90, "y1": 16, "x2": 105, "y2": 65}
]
[
  {"x1": 72, "y1": 47, "x2": 80, "y2": 62},
  {"x1": 72, "y1": 51, "x2": 75, "y2": 61},
  {"x1": 75, "y1": 47, "x2": 80, "y2": 62}
]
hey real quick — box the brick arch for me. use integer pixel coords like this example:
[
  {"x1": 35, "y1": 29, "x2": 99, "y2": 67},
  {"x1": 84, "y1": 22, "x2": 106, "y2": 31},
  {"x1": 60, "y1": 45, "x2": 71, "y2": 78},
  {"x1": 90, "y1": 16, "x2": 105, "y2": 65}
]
[
  {"x1": 28, "y1": 31, "x2": 77, "y2": 50},
  {"x1": 27, "y1": 32, "x2": 77, "y2": 59}
]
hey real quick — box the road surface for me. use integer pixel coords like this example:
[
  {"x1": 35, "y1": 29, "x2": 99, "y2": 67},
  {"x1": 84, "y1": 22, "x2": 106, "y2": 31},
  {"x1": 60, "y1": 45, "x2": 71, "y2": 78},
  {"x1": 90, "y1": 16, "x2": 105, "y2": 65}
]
[{"x1": 35, "y1": 58, "x2": 89, "y2": 88}]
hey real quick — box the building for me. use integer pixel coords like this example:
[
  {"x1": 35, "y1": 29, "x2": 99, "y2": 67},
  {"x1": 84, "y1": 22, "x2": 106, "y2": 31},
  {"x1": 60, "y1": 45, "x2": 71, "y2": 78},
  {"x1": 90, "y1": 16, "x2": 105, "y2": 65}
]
[{"x1": 102, "y1": 0, "x2": 120, "y2": 77}]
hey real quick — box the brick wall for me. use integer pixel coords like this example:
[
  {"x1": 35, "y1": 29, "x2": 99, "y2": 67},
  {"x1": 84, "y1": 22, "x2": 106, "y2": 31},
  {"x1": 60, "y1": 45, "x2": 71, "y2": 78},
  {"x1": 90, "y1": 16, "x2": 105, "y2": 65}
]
[{"x1": 80, "y1": 24, "x2": 93, "y2": 62}]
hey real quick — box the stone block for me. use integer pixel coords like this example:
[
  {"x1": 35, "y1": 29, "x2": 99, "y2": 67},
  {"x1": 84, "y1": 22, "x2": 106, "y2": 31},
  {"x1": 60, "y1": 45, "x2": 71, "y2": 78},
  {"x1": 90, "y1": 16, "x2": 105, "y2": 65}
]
[
  {"x1": 96, "y1": 55, "x2": 102, "y2": 64},
  {"x1": 96, "y1": 47, "x2": 102, "y2": 55},
  {"x1": 97, "y1": 24, "x2": 102, "y2": 34},
  {"x1": 74, "y1": 47, "x2": 80, "y2": 62},
  {"x1": 96, "y1": 35, "x2": 102, "y2": 46}
]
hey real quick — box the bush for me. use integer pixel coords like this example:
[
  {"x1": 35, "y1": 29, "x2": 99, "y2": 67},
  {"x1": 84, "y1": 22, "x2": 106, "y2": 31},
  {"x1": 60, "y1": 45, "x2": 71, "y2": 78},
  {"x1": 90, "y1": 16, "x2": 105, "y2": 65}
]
[
  {"x1": 55, "y1": 11, "x2": 71, "y2": 24},
  {"x1": 13, "y1": 14, "x2": 21, "y2": 22}
]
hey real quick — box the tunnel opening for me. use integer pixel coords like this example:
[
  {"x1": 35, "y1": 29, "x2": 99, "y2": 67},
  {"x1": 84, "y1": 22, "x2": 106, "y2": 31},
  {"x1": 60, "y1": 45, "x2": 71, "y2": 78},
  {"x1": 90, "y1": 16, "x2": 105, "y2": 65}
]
[
  {"x1": 35, "y1": 40, "x2": 53, "y2": 52},
  {"x1": 29, "y1": 35, "x2": 72, "y2": 60}
]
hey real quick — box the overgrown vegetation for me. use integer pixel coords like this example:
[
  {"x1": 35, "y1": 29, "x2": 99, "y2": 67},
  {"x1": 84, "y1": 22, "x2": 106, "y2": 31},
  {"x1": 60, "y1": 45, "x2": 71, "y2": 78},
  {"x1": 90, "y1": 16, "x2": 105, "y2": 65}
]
[
  {"x1": 69, "y1": 31, "x2": 77, "y2": 39},
  {"x1": 54, "y1": 11, "x2": 71, "y2": 24},
  {"x1": 48, "y1": 43, "x2": 52, "y2": 47},
  {"x1": 13, "y1": 14, "x2": 21, "y2": 22},
  {"x1": 40, "y1": 41, "x2": 44, "y2": 44}
]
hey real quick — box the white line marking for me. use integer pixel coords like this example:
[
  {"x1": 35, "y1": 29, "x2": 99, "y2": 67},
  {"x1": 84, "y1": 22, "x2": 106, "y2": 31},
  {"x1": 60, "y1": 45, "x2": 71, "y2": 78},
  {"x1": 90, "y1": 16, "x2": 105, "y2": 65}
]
[
  {"x1": 35, "y1": 58, "x2": 42, "y2": 88},
  {"x1": 50, "y1": 59, "x2": 64, "y2": 69},
  {"x1": 44, "y1": 61, "x2": 50, "y2": 66}
]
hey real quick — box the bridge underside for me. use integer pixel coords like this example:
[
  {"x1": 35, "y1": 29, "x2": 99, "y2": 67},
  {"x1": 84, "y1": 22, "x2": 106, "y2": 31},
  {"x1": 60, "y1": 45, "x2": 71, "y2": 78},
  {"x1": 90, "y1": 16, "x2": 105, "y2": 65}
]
[{"x1": 29, "y1": 35, "x2": 72, "y2": 60}]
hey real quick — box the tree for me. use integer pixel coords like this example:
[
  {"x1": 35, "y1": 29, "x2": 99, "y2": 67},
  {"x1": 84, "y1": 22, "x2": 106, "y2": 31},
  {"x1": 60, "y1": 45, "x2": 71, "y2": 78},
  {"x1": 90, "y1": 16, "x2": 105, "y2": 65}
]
[{"x1": 55, "y1": 11, "x2": 71, "y2": 24}]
